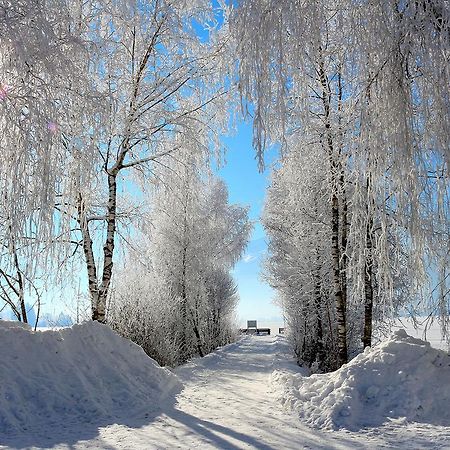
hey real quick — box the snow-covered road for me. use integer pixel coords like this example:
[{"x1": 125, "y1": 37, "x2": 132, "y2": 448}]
[
  {"x1": 65, "y1": 335, "x2": 369, "y2": 450},
  {"x1": 2, "y1": 335, "x2": 450, "y2": 449}
]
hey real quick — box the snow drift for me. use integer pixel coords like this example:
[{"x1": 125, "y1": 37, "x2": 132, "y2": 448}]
[
  {"x1": 0, "y1": 320, "x2": 182, "y2": 435},
  {"x1": 271, "y1": 329, "x2": 450, "y2": 430}
]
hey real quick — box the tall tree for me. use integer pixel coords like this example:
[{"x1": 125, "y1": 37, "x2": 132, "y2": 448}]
[
  {"x1": 233, "y1": 0, "x2": 449, "y2": 365},
  {"x1": 72, "y1": 0, "x2": 232, "y2": 322},
  {"x1": 0, "y1": 0, "x2": 101, "y2": 322}
]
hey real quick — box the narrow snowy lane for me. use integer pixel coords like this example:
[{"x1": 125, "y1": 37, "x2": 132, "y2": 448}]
[
  {"x1": 3, "y1": 335, "x2": 449, "y2": 449},
  {"x1": 92, "y1": 335, "x2": 368, "y2": 450}
]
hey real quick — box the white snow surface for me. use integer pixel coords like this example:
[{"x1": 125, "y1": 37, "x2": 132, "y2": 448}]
[
  {"x1": 271, "y1": 329, "x2": 450, "y2": 431},
  {"x1": 0, "y1": 320, "x2": 181, "y2": 438},
  {"x1": 0, "y1": 320, "x2": 32, "y2": 331},
  {"x1": 1, "y1": 323, "x2": 450, "y2": 449},
  {"x1": 390, "y1": 317, "x2": 450, "y2": 351}
]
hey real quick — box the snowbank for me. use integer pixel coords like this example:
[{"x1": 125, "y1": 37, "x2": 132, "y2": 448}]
[
  {"x1": 271, "y1": 330, "x2": 450, "y2": 430},
  {"x1": 390, "y1": 317, "x2": 450, "y2": 351},
  {"x1": 0, "y1": 320, "x2": 32, "y2": 330},
  {"x1": 0, "y1": 320, "x2": 182, "y2": 434}
]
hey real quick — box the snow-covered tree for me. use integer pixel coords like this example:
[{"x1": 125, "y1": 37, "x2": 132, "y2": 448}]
[
  {"x1": 71, "y1": 0, "x2": 233, "y2": 323},
  {"x1": 0, "y1": 0, "x2": 102, "y2": 322},
  {"x1": 72, "y1": 0, "x2": 236, "y2": 321},
  {"x1": 109, "y1": 150, "x2": 251, "y2": 365},
  {"x1": 0, "y1": 0, "x2": 99, "y2": 245},
  {"x1": 233, "y1": 0, "x2": 449, "y2": 366},
  {"x1": 263, "y1": 143, "x2": 336, "y2": 370}
]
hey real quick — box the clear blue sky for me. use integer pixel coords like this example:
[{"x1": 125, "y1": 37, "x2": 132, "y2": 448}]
[{"x1": 217, "y1": 121, "x2": 282, "y2": 324}]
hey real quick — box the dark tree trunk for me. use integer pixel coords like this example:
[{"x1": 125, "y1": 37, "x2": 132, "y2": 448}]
[
  {"x1": 192, "y1": 322, "x2": 205, "y2": 357},
  {"x1": 180, "y1": 244, "x2": 189, "y2": 360},
  {"x1": 363, "y1": 214, "x2": 374, "y2": 348},
  {"x1": 11, "y1": 240, "x2": 27, "y2": 324},
  {"x1": 313, "y1": 262, "x2": 325, "y2": 367},
  {"x1": 318, "y1": 54, "x2": 348, "y2": 367},
  {"x1": 339, "y1": 171, "x2": 348, "y2": 315},
  {"x1": 331, "y1": 193, "x2": 348, "y2": 366},
  {"x1": 96, "y1": 173, "x2": 118, "y2": 323},
  {"x1": 78, "y1": 193, "x2": 98, "y2": 320}
]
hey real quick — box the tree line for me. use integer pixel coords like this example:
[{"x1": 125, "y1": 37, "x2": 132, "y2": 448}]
[
  {"x1": 0, "y1": 0, "x2": 448, "y2": 369},
  {"x1": 235, "y1": 0, "x2": 449, "y2": 369}
]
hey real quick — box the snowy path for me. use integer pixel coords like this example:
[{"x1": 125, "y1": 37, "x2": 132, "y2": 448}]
[{"x1": 2, "y1": 335, "x2": 450, "y2": 449}]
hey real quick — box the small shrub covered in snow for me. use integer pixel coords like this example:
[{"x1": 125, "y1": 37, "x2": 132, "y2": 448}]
[{"x1": 271, "y1": 330, "x2": 450, "y2": 430}]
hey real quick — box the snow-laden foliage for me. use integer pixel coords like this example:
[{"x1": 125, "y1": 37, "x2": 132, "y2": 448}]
[
  {"x1": 76, "y1": 0, "x2": 235, "y2": 322},
  {"x1": 0, "y1": 0, "x2": 99, "y2": 248},
  {"x1": 263, "y1": 143, "x2": 336, "y2": 370},
  {"x1": 263, "y1": 137, "x2": 415, "y2": 370},
  {"x1": 0, "y1": 0, "x2": 102, "y2": 325},
  {"x1": 234, "y1": 0, "x2": 450, "y2": 367},
  {"x1": 233, "y1": 0, "x2": 449, "y2": 166},
  {"x1": 109, "y1": 150, "x2": 251, "y2": 366}
]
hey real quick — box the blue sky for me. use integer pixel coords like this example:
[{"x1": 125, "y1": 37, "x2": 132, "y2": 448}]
[
  {"x1": 217, "y1": 121, "x2": 282, "y2": 324},
  {"x1": 195, "y1": 8, "x2": 282, "y2": 324}
]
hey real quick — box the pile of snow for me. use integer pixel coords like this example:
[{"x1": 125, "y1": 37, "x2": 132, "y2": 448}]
[
  {"x1": 390, "y1": 317, "x2": 450, "y2": 351},
  {"x1": 0, "y1": 320, "x2": 32, "y2": 330},
  {"x1": 271, "y1": 330, "x2": 450, "y2": 430},
  {"x1": 0, "y1": 320, "x2": 181, "y2": 434}
]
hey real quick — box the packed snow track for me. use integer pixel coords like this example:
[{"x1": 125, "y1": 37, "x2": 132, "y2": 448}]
[{"x1": 1, "y1": 332, "x2": 450, "y2": 449}]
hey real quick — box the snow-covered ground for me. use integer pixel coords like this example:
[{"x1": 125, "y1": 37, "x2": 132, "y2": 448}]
[
  {"x1": 271, "y1": 330, "x2": 450, "y2": 431},
  {"x1": 390, "y1": 317, "x2": 450, "y2": 352},
  {"x1": 0, "y1": 320, "x2": 181, "y2": 448},
  {"x1": 1, "y1": 321, "x2": 450, "y2": 449}
]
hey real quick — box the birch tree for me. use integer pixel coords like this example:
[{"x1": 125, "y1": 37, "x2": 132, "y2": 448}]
[
  {"x1": 233, "y1": 0, "x2": 449, "y2": 365},
  {"x1": 74, "y1": 0, "x2": 232, "y2": 322}
]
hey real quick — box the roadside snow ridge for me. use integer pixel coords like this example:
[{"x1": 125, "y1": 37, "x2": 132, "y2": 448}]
[
  {"x1": 271, "y1": 329, "x2": 450, "y2": 430},
  {"x1": 0, "y1": 321, "x2": 181, "y2": 434}
]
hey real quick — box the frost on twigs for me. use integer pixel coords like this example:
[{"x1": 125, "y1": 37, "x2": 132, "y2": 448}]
[{"x1": 235, "y1": 0, "x2": 449, "y2": 367}]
